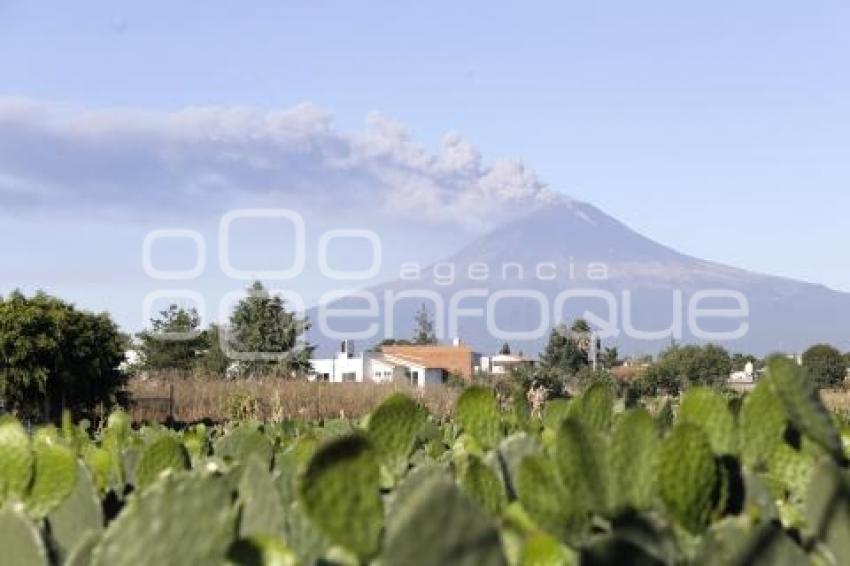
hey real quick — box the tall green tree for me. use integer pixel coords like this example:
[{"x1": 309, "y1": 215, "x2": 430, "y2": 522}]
[
  {"x1": 802, "y1": 344, "x2": 847, "y2": 388},
  {"x1": 499, "y1": 342, "x2": 512, "y2": 355},
  {"x1": 195, "y1": 323, "x2": 232, "y2": 376},
  {"x1": 642, "y1": 343, "x2": 732, "y2": 394},
  {"x1": 539, "y1": 320, "x2": 591, "y2": 374},
  {"x1": 137, "y1": 305, "x2": 205, "y2": 372},
  {"x1": 411, "y1": 304, "x2": 437, "y2": 345},
  {"x1": 226, "y1": 281, "x2": 313, "y2": 376},
  {"x1": 0, "y1": 290, "x2": 126, "y2": 419}
]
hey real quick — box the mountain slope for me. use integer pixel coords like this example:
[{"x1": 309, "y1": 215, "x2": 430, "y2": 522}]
[{"x1": 309, "y1": 200, "x2": 850, "y2": 357}]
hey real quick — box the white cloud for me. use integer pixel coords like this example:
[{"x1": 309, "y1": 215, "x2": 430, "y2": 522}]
[{"x1": 0, "y1": 98, "x2": 561, "y2": 229}]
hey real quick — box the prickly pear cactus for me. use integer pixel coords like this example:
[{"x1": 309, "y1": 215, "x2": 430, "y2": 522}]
[
  {"x1": 804, "y1": 460, "x2": 850, "y2": 562},
  {"x1": 516, "y1": 454, "x2": 586, "y2": 542},
  {"x1": 383, "y1": 477, "x2": 507, "y2": 566},
  {"x1": 0, "y1": 416, "x2": 33, "y2": 506},
  {"x1": 456, "y1": 386, "x2": 502, "y2": 449},
  {"x1": 0, "y1": 506, "x2": 48, "y2": 566},
  {"x1": 47, "y1": 462, "x2": 103, "y2": 561},
  {"x1": 367, "y1": 393, "x2": 426, "y2": 477},
  {"x1": 571, "y1": 382, "x2": 614, "y2": 433},
  {"x1": 459, "y1": 454, "x2": 507, "y2": 515},
  {"x1": 519, "y1": 533, "x2": 576, "y2": 566},
  {"x1": 297, "y1": 434, "x2": 383, "y2": 559},
  {"x1": 238, "y1": 455, "x2": 286, "y2": 538},
  {"x1": 214, "y1": 424, "x2": 274, "y2": 466},
  {"x1": 82, "y1": 444, "x2": 112, "y2": 494},
  {"x1": 227, "y1": 535, "x2": 297, "y2": 566},
  {"x1": 25, "y1": 435, "x2": 78, "y2": 519},
  {"x1": 135, "y1": 435, "x2": 190, "y2": 490},
  {"x1": 768, "y1": 358, "x2": 843, "y2": 461},
  {"x1": 609, "y1": 408, "x2": 659, "y2": 512},
  {"x1": 739, "y1": 378, "x2": 787, "y2": 469},
  {"x1": 542, "y1": 399, "x2": 571, "y2": 430},
  {"x1": 555, "y1": 418, "x2": 608, "y2": 514},
  {"x1": 678, "y1": 387, "x2": 737, "y2": 455},
  {"x1": 90, "y1": 472, "x2": 238, "y2": 566},
  {"x1": 658, "y1": 423, "x2": 720, "y2": 534}
]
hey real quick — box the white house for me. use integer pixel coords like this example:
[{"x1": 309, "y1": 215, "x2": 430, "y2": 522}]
[
  {"x1": 308, "y1": 341, "x2": 445, "y2": 388},
  {"x1": 479, "y1": 354, "x2": 535, "y2": 375},
  {"x1": 728, "y1": 361, "x2": 757, "y2": 391}
]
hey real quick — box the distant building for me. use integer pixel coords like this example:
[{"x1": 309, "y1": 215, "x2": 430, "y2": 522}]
[
  {"x1": 381, "y1": 339, "x2": 480, "y2": 381},
  {"x1": 728, "y1": 361, "x2": 757, "y2": 391},
  {"x1": 479, "y1": 353, "x2": 535, "y2": 375},
  {"x1": 308, "y1": 341, "x2": 445, "y2": 387}
]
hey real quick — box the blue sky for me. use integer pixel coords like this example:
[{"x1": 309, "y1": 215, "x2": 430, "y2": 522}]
[{"x1": 1, "y1": 1, "x2": 849, "y2": 330}]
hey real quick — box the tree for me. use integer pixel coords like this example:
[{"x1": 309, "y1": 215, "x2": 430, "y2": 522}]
[
  {"x1": 137, "y1": 305, "x2": 205, "y2": 372},
  {"x1": 195, "y1": 324, "x2": 232, "y2": 376},
  {"x1": 412, "y1": 304, "x2": 437, "y2": 345},
  {"x1": 539, "y1": 321, "x2": 590, "y2": 374},
  {"x1": 226, "y1": 281, "x2": 313, "y2": 376},
  {"x1": 802, "y1": 344, "x2": 847, "y2": 388},
  {"x1": 731, "y1": 353, "x2": 760, "y2": 372},
  {"x1": 602, "y1": 346, "x2": 619, "y2": 369},
  {"x1": 0, "y1": 290, "x2": 126, "y2": 419},
  {"x1": 499, "y1": 342, "x2": 512, "y2": 355},
  {"x1": 642, "y1": 343, "x2": 732, "y2": 394}
]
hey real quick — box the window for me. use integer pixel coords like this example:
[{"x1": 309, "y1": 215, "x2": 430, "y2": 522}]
[{"x1": 342, "y1": 372, "x2": 356, "y2": 382}]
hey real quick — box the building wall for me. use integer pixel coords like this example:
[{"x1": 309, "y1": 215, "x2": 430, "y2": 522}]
[
  {"x1": 309, "y1": 355, "x2": 365, "y2": 383},
  {"x1": 381, "y1": 345, "x2": 475, "y2": 379}
]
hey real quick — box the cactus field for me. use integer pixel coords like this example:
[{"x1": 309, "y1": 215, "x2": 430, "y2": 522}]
[{"x1": 1, "y1": 358, "x2": 849, "y2": 565}]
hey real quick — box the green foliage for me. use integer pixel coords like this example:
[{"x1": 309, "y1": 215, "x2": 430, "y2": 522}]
[
  {"x1": 738, "y1": 378, "x2": 787, "y2": 469},
  {"x1": 516, "y1": 454, "x2": 586, "y2": 542},
  {"x1": 459, "y1": 454, "x2": 507, "y2": 515},
  {"x1": 367, "y1": 393, "x2": 427, "y2": 477},
  {"x1": 47, "y1": 462, "x2": 103, "y2": 562},
  {"x1": 0, "y1": 416, "x2": 33, "y2": 505},
  {"x1": 0, "y1": 374, "x2": 847, "y2": 564},
  {"x1": 135, "y1": 305, "x2": 205, "y2": 372},
  {"x1": 539, "y1": 322, "x2": 590, "y2": 374},
  {"x1": 298, "y1": 434, "x2": 383, "y2": 559},
  {"x1": 226, "y1": 281, "x2": 314, "y2": 376},
  {"x1": 411, "y1": 303, "x2": 438, "y2": 345},
  {"x1": 456, "y1": 386, "x2": 502, "y2": 449},
  {"x1": 25, "y1": 436, "x2": 78, "y2": 518},
  {"x1": 0, "y1": 506, "x2": 48, "y2": 566},
  {"x1": 644, "y1": 343, "x2": 732, "y2": 394},
  {"x1": 555, "y1": 418, "x2": 608, "y2": 514},
  {"x1": 0, "y1": 290, "x2": 125, "y2": 418},
  {"x1": 609, "y1": 408, "x2": 659, "y2": 512},
  {"x1": 678, "y1": 387, "x2": 737, "y2": 455},
  {"x1": 768, "y1": 357, "x2": 843, "y2": 461},
  {"x1": 134, "y1": 435, "x2": 190, "y2": 490},
  {"x1": 383, "y1": 477, "x2": 507, "y2": 566},
  {"x1": 658, "y1": 423, "x2": 720, "y2": 533},
  {"x1": 801, "y1": 343, "x2": 847, "y2": 389},
  {"x1": 91, "y1": 472, "x2": 237, "y2": 566}
]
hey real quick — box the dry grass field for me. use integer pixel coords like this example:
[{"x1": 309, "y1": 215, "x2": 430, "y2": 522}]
[{"x1": 126, "y1": 375, "x2": 459, "y2": 423}]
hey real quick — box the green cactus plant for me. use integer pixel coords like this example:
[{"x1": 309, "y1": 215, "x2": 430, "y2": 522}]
[
  {"x1": 609, "y1": 408, "x2": 659, "y2": 512},
  {"x1": 459, "y1": 454, "x2": 507, "y2": 515},
  {"x1": 768, "y1": 357, "x2": 843, "y2": 461},
  {"x1": 227, "y1": 535, "x2": 297, "y2": 566},
  {"x1": 658, "y1": 423, "x2": 720, "y2": 534},
  {"x1": 571, "y1": 382, "x2": 614, "y2": 434},
  {"x1": 383, "y1": 476, "x2": 507, "y2": 566},
  {"x1": 0, "y1": 415, "x2": 34, "y2": 506},
  {"x1": 134, "y1": 435, "x2": 190, "y2": 491},
  {"x1": 47, "y1": 462, "x2": 103, "y2": 562},
  {"x1": 0, "y1": 506, "x2": 48, "y2": 566},
  {"x1": 555, "y1": 417, "x2": 608, "y2": 514},
  {"x1": 738, "y1": 378, "x2": 787, "y2": 469},
  {"x1": 804, "y1": 460, "x2": 850, "y2": 562},
  {"x1": 367, "y1": 393, "x2": 427, "y2": 477},
  {"x1": 90, "y1": 472, "x2": 238, "y2": 566},
  {"x1": 25, "y1": 435, "x2": 78, "y2": 519},
  {"x1": 516, "y1": 454, "x2": 587, "y2": 543},
  {"x1": 542, "y1": 398, "x2": 571, "y2": 430},
  {"x1": 297, "y1": 434, "x2": 383, "y2": 559},
  {"x1": 214, "y1": 424, "x2": 274, "y2": 466},
  {"x1": 238, "y1": 455, "x2": 286, "y2": 538},
  {"x1": 456, "y1": 386, "x2": 503, "y2": 449},
  {"x1": 678, "y1": 386, "x2": 737, "y2": 455}
]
